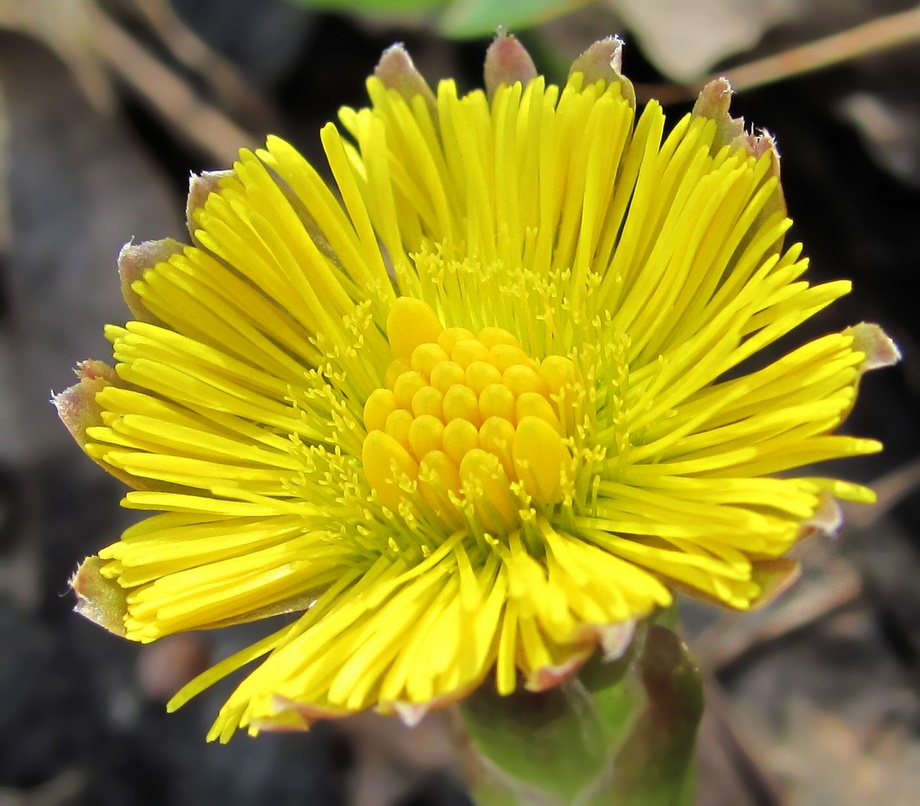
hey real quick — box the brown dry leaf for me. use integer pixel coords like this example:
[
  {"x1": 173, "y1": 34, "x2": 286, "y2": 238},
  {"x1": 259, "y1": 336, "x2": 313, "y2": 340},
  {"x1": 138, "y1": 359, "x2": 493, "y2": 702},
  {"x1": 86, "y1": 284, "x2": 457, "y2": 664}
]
[
  {"x1": 607, "y1": 0, "x2": 806, "y2": 80},
  {"x1": 0, "y1": 0, "x2": 259, "y2": 164},
  {"x1": 0, "y1": 33, "x2": 183, "y2": 466},
  {"x1": 771, "y1": 706, "x2": 920, "y2": 805},
  {"x1": 726, "y1": 604, "x2": 920, "y2": 806},
  {"x1": 691, "y1": 540, "x2": 864, "y2": 671},
  {"x1": 696, "y1": 680, "x2": 785, "y2": 806},
  {"x1": 0, "y1": 0, "x2": 113, "y2": 111}
]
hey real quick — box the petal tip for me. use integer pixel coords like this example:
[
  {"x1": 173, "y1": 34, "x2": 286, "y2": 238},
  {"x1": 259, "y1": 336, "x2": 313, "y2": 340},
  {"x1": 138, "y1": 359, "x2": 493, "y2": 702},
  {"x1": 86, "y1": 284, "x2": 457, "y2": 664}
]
[
  {"x1": 374, "y1": 43, "x2": 437, "y2": 114},
  {"x1": 847, "y1": 322, "x2": 901, "y2": 371},
  {"x1": 524, "y1": 648, "x2": 594, "y2": 693},
  {"x1": 806, "y1": 493, "x2": 845, "y2": 539},
  {"x1": 117, "y1": 238, "x2": 182, "y2": 323},
  {"x1": 187, "y1": 169, "x2": 234, "y2": 231},
  {"x1": 53, "y1": 360, "x2": 116, "y2": 446},
  {"x1": 693, "y1": 77, "x2": 736, "y2": 120},
  {"x1": 571, "y1": 35, "x2": 625, "y2": 79},
  {"x1": 484, "y1": 31, "x2": 538, "y2": 101},
  {"x1": 70, "y1": 556, "x2": 128, "y2": 637},
  {"x1": 749, "y1": 558, "x2": 803, "y2": 609},
  {"x1": 569, "y1": 37, "x2": 634, "y2": 107},
  {"x1": 598, "y1": 619, "x2": 638, "y2": 662},
  {"x1": 391, "y1": 700, "x2": 430, "y2": 727}
]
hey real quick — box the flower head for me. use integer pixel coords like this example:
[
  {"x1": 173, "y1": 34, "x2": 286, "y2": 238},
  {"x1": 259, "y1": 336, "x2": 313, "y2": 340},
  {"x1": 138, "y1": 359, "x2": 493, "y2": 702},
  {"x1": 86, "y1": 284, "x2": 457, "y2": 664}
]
[{"x1": 58, "y1": 35, "x2": 896, "y2": 741}]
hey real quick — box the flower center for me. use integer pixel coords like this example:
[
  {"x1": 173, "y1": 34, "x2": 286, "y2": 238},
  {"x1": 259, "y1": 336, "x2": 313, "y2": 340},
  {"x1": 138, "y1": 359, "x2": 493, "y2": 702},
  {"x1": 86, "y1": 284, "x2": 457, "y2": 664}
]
[{"x1": 361, "y1": 297, "x2": 575, "y2": 533}]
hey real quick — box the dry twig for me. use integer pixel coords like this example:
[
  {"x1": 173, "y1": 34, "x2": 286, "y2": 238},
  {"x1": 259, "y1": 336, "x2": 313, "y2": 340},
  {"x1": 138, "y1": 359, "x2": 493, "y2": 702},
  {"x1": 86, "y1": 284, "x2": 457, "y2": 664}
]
[
  {"x1": 842, "y1": 456, "x2": 920, "y2": 531},
  {"x1": 637, "y1": 5, "x2": 920, "y2": 104},
  {"x1": 701, "y1": 677, "x2": 787, "y2": 806},
  {"x1": 115, "y1": 0, "x2": 276, "y2": 131},
  {"x1": 87, "y1": 1, "x2": 260, "y2": 165},
  {"x1": 693, "y1": 554, "x2": 863, "y2": 671}
]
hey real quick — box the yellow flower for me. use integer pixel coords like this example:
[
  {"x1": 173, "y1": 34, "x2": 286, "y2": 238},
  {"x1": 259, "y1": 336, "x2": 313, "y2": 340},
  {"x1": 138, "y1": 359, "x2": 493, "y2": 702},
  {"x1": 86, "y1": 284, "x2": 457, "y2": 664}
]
[{"x1": 57, "y1": 36, "x2": 896, "y2": 741}]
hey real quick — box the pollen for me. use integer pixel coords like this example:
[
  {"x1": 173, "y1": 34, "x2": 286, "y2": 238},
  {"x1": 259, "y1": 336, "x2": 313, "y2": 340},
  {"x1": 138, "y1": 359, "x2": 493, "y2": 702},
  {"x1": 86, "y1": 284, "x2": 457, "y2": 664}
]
[{"x1": 362, "y1": 297, "x2": 575, "y2": 528}]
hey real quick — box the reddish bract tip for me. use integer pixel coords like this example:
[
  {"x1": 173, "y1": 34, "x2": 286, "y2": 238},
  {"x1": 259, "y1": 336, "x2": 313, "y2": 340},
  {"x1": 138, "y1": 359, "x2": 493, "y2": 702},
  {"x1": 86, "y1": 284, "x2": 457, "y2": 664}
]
[
  {"x1": 375, "y1": 43, "x2": 438, "y2": 117},
  {"x1": 484, "y1": 32, "x2": 537, "y2": 102},
  {"x1": 118, "y1": 238, "x2": 182, "y2": 324},
  {"x1": 186, "y1": 170, "x2": 234, "y2": 236},
  {"x1": 847, "y1": 322, "x2": 901, "y2": 371},
  {"x1": 570, "y1": 37, "x2": 635, "y2": 108}
]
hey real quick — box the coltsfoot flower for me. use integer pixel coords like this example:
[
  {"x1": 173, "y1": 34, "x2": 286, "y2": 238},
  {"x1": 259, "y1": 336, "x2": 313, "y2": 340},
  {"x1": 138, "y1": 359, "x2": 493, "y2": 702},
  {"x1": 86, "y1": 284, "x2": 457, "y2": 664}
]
[{"x1": 57, "y1": 35, "x2": 897, "y2": 741}]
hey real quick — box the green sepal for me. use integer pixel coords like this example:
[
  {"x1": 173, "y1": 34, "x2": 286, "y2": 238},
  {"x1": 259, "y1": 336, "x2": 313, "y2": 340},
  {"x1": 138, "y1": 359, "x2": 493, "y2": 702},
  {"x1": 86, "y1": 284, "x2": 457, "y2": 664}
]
[
  {"x1": 603, "y1": 626, "x2": 703, "y2": 806},
  {"x1": 71, "y1": 556, "x2": 129, "y2": 637},
  {"x1": 460, "y1": 670, "x2": 628, "y2": 803},
  {"x1": 460, "y1": 623, "x2": 703, "y2": 806},
  {"x1": 460, "y1": 630, "x2": 643, "y2": 805}
]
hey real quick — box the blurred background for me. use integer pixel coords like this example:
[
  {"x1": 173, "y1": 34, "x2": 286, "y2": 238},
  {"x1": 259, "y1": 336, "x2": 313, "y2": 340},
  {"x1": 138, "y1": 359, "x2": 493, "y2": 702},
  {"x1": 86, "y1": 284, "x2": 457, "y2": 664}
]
[{"x1": 1, "y1": 0, "x2": 920, "y2": 804}]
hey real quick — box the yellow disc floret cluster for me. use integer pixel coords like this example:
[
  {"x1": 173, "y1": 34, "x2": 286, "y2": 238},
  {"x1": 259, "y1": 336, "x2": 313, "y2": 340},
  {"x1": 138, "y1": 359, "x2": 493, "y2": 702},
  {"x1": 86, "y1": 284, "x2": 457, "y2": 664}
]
[{"x1": 362, "y1": 297, "x2": 574, "y2": 532}]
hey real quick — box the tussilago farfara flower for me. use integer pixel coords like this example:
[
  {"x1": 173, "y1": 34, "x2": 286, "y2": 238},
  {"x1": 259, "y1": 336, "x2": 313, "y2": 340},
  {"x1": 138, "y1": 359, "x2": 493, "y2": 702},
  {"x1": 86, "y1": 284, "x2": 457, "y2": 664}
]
[{"x1": 57, "y1": 36, "x2": 897, "y2": 741}]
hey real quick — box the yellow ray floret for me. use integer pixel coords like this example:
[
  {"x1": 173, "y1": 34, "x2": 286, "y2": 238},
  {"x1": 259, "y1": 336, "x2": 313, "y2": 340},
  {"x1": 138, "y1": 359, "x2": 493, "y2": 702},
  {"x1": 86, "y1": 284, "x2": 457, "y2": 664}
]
[{"x1": 58, "y1": 38, "x2": 896, "y2": 741}]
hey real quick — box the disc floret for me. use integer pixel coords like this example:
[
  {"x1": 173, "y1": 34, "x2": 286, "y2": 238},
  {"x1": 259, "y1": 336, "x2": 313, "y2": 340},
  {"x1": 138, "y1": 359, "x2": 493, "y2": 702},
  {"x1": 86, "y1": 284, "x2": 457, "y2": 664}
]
[{"x1": 362, "y1": 297, "x2": 577, "y2": 535}]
